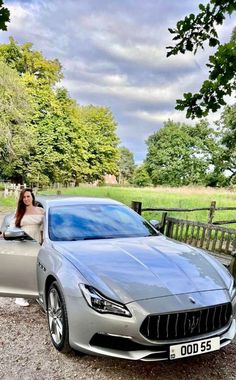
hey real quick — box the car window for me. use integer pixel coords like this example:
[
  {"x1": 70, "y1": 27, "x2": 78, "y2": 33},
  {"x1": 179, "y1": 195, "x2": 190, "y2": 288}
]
[{"x1": 48, "y1": 204, "x2": 158, "y2": 241}]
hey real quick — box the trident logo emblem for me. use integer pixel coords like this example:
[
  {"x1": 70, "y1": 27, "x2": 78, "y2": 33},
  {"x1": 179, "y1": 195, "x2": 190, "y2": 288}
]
[{"x1": 187, "y1": 315, "x2": 200, "y2": 333}]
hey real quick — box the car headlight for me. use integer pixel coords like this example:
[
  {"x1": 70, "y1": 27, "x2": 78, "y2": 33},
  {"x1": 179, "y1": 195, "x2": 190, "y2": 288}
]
[
  {"x1": 80, "y1": 284, "x2": 132, "y2": 317},
  {"x1": 229, "y1": 278, "x2": 236, "y2": 300}
]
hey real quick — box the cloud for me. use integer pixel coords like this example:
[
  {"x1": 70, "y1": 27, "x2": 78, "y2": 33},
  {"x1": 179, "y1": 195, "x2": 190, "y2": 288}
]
[
  {"x1": 62, "y1": 78, "x2": 184, "y2": 105},
  {"x1": 126, "y1": 110, "x2": 189, "y2": 124}
]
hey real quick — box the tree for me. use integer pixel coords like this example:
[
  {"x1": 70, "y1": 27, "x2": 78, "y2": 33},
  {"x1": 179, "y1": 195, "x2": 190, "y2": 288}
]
[
  {"x1": 76, "y1": 105, "x2": 120, "y2": 182},
  {"x1": 25, "y1": 83, "x2": 78, "y2": 185},
  {"x1": 0, "y1": 39, "x2": 69, "y2": 184},
  {"x1": 0, "y1": 37, "x2": 62, "y2": 85},
  {"x1": 132, "y1": 164, "x2": 151, "y2": 187},
  {"x1": 0, "y1": 61, "x2": 35, "y2": 182},
  {"x1": 167, "y1": 1, "x2": 236, "y2": 118},
  {"x1": 0, "y1": 0, "x2": 10, "y2": 31},
  {"x1": 145, "y1": 120, "x2": 218, "y2": 186},
  {"x1": 215, "y1": 103, "x2": 236, "y2": 184},
  {"x1": 0, "y1": 39, "x2": 120, "y2": 185},
  {"x1": 118, "y1": 147, "x2": 135, "y2": 184}
]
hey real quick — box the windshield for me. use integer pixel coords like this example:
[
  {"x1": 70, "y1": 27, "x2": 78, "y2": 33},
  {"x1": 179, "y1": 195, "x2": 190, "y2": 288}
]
[{"x1": 48, "y1": 204, "x2": 158, "y2": 241}]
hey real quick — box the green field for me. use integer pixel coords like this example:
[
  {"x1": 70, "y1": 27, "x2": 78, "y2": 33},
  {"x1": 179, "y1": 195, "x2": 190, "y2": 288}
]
[{"x1": 1, "y1": 185, "x2": 235, "y2": 226}]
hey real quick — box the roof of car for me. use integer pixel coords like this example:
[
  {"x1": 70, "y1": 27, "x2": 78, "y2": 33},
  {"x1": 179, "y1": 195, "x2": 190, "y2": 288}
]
[{"x1": 36, "y1": 196, "x2": 122, "y2": 208}]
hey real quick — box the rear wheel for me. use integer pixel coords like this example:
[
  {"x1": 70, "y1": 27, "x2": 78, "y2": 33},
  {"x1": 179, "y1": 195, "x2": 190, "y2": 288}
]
[{"x1": 47, "y1": 281, "x2": 71, "y2": 353}]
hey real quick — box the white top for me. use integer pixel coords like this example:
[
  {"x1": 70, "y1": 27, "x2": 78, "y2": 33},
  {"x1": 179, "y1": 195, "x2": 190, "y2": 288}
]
[
  {"x1": 20, "y1": 214, "x2": 44, "y2": 243},
  {"x1": 10, "y1": 212, "x2": 44, "y2": 243}
]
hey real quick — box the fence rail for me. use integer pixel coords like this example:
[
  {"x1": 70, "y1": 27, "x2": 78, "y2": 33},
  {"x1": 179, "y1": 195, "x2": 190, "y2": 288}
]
[
  {"x1": 131, "y1": 201, "x2": 236, "y2": 225},
  {"x1": 141, "y1": 207, "x2": 236, "y2": 211}
]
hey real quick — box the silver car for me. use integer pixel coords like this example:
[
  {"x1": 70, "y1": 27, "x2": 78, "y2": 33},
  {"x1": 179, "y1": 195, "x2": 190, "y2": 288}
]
[{"x1": 0, "y1": 196, "x2": 235, "y2": 361}]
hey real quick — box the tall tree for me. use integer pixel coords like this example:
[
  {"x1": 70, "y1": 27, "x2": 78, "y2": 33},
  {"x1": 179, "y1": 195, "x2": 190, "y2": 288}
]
[
  {"x1": 76, "y1": 105, "x2": 120, "y2": 182},
  {"x1": 25, "y1": 82, "x2": 77, "y2": 185},
  {"x1": 167, "y1": 1, "x2": 236, "y2": 118},
  {"x1": 0, "y1": 0, "x2": 10, "y2": 31},
  {"x1": 0, "y1": 61, "x2": 35, "y2": 182},
  {"x1": 216, "y1": 104, "x2": 236, "y2": 184},
  {"x1": 0, "y1": 39, "x2": 120, "y2": 185},
  {"x1": 145, "y1": 120, "x2": 218, "y2": 186},
  {"x1": 118, "y1": 147, "x2": 135, "y2": 184},
  {"x1": 0, "y1": 39, "x2": 66, "y2": 184}
]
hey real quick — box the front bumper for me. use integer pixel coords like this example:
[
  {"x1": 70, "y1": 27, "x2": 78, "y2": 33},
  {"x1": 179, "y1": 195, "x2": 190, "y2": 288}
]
[
  {"x1": 87, "y1": 319, "x2": 236, "y2": 361},
  {"x1": 66, "y1": 289, "x2": 236, "y2": 361}
]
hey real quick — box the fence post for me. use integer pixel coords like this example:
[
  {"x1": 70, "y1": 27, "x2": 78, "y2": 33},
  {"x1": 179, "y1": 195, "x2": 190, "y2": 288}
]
[
  {"x1": 131, "y1": 201, "x2": 142, "y2": 215},
  {"x1": 208, "y1": 201, "x2": 216, "y2": 224},
  {"x1": 159, "y1": 212, "x2": 167, "y2": 234},
  {"x1": 165, "y1": 219, "x2": 173, "y2": 237},
  {"x1": 230, "y1": 252, "x2": 236, "y2": 277}
]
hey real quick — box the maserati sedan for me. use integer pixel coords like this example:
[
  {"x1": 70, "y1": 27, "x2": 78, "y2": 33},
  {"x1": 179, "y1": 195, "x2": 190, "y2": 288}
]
[{"x1": 0, "y1": 196, "x2": 235, "y2": 361}]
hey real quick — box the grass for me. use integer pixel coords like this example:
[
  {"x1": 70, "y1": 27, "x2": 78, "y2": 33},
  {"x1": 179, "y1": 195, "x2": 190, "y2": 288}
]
[{"x1": 0, "y1": 185, "x2": 236, "y2": 227}]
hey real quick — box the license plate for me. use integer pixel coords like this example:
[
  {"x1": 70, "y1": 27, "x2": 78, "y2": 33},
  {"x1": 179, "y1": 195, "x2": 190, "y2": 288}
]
[{"x1": 169, "y1": 337, "x2": 220, "y2": 360}]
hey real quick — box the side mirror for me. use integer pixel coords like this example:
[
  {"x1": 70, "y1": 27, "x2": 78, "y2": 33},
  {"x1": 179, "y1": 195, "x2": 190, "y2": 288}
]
[
  {"x1": 0, "y1": 214, "x2": 13, "y2": 234},
  {"x1": 149, "y1": 219, "x2": 161, "y2": 230},
  {"x1": 3, "y1": 227, "x2": 27, "y2": 240}
]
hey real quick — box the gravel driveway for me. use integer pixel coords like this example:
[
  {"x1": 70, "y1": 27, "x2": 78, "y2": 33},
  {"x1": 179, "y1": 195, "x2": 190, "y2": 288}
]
[
  {"x1": 1, "y1": 298, "x2": 236, "y2": 379},
  {"x1": 0, "y1": 213, "x2": 236, "y2": 380}
]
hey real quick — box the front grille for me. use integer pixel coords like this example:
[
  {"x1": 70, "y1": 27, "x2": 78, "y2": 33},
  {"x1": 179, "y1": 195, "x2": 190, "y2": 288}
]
[{"x1": 140, "y1": 303, "x2": 232, "y2": 341}]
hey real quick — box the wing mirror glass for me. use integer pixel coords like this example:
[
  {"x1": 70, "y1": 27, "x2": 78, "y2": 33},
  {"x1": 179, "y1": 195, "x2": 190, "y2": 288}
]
[
  {"x1": 0, "y1": 214, "x2": 13, "y2": 235},
  {"x1": 149, "y1": 219, "x2": 161, "y2": 230}
]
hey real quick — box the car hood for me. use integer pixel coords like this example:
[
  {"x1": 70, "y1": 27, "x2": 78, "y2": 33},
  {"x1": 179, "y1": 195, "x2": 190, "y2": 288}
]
[{"x1": 53, "y1": 235, "x2": 231, "y2": 303}]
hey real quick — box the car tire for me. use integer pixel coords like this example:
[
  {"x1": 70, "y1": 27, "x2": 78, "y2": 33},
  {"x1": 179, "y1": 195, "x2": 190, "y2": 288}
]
[{"x1": 47, "y1": 281, "x2": 71, "y2": 353}]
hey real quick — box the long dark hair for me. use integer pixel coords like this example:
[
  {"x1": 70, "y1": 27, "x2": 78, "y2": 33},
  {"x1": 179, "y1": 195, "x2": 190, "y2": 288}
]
[{"x1": 15, "y1": 188, "x2": 36, "y2": 227}]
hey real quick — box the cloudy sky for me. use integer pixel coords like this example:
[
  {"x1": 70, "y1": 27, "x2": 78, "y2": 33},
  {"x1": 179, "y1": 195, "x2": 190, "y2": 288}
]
[{"x1": 1, "y1": 0, "x2": 235, "y2": 162}]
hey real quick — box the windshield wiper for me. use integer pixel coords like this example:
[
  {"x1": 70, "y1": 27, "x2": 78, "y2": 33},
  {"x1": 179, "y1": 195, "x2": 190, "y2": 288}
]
[
  {"x1": 83, "y1": 235, "x2": 116, "y2": 240},
  {"x1": 67, "y1": 233, "x2": 160, "y2": 241}
]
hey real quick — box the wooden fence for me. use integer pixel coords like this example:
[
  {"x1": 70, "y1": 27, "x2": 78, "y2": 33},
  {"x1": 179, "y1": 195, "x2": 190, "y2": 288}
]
[
  {"x1": 131, "y1": 201, "x2": 236, "y2": 275},
  {"x1": 1, "y1": 183, "x2": 38, "y2": 198}
]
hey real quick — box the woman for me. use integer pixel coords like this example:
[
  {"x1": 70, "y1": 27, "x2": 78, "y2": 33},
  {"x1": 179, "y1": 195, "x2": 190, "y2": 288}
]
[{"x1": 11, "y1": 188, "x2": 44, "y2": 307}]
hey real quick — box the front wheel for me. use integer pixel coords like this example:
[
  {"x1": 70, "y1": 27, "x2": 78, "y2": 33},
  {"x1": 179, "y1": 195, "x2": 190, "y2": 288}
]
[{"x1": 47, "y1": 281, "x2": 71, "y2": 353}]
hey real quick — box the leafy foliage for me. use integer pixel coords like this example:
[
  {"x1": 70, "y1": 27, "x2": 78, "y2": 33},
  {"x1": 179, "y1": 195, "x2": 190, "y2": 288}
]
[
  {"x1": 0, "y1": 61, "x2": 35, "y2": 182},
  {"x1": 0, "y1": 0, "x2": 10, "y2": 31},
  {"x1": 75, "y1": 105, "x2": 120, "y2": 183},
  {"x1": 0, "y1": 37, "x2": 62, "y2": 85},
  {"x1": 216, "y1": 104, "x2": 236, "y2": 184},
  {"x1": 167, "y1": 1, "x2": 236, "y2": 118},
  {"x1": 0, "y1": 39, "x2": 120, "y2": 185},
  {"x1": 118, "y1": 147, "x2": 135, "y2": 184},
  {"x1": 131, "y1": 164, "x2": 151, "y2": 187},
  {"x1": 145, "y1": 120, "x2": 219, "y2": 186}
]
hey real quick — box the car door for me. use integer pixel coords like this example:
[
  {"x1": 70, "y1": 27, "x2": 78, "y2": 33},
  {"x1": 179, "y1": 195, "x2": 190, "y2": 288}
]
[{"x1": 0, "y1": 236, "x2": 40, "y2": 298}]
